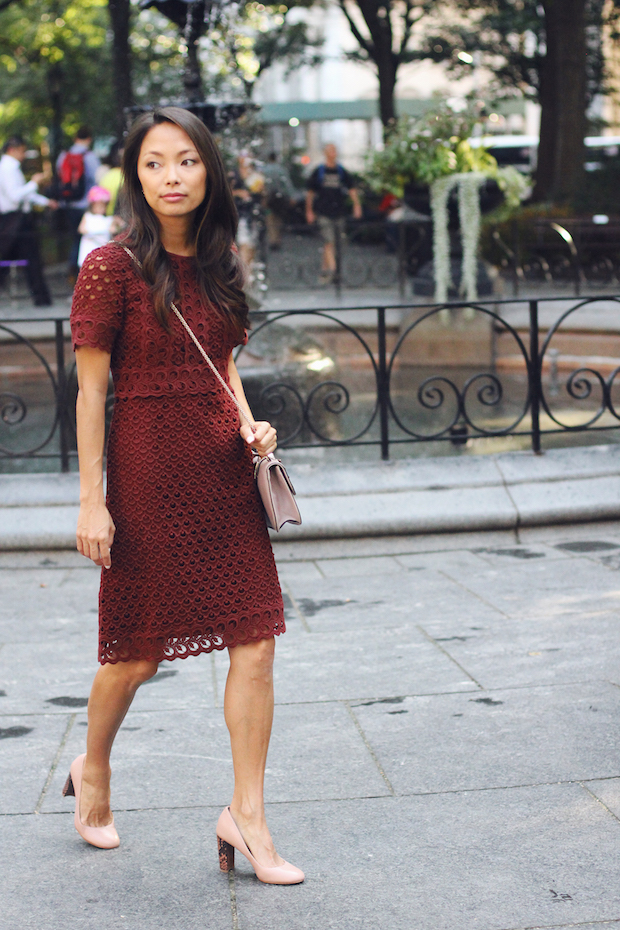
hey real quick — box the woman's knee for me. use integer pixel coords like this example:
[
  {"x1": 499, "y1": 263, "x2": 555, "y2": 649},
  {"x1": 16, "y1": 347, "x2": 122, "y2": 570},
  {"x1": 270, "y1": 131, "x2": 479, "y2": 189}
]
[
  {"x1": 105, "y1": 658, "x2": 159, "y2": 690},
  {"x1": 232, "y1": 637, "x2": 275, "y2": 682},
  {"x1": 132, "y1": 660, "x2": 159, "y2": 686}
]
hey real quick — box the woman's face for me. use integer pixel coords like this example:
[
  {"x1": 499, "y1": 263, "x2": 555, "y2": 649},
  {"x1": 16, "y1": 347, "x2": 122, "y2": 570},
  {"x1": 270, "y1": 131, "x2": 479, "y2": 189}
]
[{"x1": 137, "y1": 122, "x2": 207, "y2": 225}]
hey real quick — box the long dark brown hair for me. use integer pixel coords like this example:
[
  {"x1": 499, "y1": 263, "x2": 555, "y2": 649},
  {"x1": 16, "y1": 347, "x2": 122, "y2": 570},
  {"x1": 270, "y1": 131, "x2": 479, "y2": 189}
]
[{"x1": 119, "y1": 106, "x2": 248, "y2": 338}]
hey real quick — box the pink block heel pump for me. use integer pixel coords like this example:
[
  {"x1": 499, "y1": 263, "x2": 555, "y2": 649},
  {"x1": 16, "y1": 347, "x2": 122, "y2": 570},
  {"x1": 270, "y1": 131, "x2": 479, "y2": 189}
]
[
  {"x1": 216, "y1": 806, "x2": 304, "y2": 885},
  {"x1": 62, "y1": 753, "x2": 120, "y2": 849}
]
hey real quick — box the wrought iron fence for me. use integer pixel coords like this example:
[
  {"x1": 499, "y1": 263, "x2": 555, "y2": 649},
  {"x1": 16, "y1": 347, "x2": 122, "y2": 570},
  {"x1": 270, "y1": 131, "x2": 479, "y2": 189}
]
[
  {"x1": 1, "y1": 294, "x2": 620, "y2": 471},
  {"x1": 490, "y1": 218, "x2": 620, "y2": 297}
]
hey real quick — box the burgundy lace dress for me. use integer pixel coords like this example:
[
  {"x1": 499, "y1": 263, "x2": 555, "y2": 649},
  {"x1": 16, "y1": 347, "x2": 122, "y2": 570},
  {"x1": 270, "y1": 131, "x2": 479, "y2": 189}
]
[{"x1": 70, "y1": 243, "x2": 285, "y2": 664}]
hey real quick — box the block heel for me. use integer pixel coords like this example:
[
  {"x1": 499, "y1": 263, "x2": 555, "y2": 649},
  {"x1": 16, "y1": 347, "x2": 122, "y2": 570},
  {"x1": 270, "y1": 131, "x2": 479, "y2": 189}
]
[
  {"x1": 216, "y1": 806, "x2": 304, "y2": 885},
  {"x1": 218, "y1": 836, "x2": 235, "y2": 872}
]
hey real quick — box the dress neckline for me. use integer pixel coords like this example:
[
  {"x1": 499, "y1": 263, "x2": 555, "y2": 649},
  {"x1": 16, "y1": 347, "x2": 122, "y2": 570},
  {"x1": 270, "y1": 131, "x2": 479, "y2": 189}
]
[{"x1": 167, "y1": 252, "x2": 195, "y2": 261}]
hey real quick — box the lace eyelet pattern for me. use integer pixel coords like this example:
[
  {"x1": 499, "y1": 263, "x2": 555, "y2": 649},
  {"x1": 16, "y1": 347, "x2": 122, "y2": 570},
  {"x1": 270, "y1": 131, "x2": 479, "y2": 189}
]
[{"x1": 71, "y1": 244, "x2": 283, "y2": 665}]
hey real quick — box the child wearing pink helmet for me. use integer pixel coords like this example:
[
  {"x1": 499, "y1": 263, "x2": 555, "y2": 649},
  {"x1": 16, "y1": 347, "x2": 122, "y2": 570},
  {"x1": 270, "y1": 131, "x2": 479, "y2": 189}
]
[{"x1": 77, "y1": 185, "x2": 121, "y2": 268}]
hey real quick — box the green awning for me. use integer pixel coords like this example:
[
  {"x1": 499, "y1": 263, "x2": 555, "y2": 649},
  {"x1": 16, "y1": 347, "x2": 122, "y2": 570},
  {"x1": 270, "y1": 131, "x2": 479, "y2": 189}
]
[{"x1": 257, "y1": 98, "x2": 525, "y2": 124}]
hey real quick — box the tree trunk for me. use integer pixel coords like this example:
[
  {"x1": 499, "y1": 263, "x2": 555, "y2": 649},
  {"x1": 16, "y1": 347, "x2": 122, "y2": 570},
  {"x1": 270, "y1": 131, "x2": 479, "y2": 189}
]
[
  {"x1": 533, "y1": 0, "x2": 587, "y2": 203},
  {"x1": 355, "y1": 0, "x2": 397, "y2": 131},
  {"x1": 108, "y1": 0, "x2": 134, "y2": 137},
  {"x1": 47, "y1": 62, "x2": 63, "y2": 166},
  {"x1": 183, "y1": 0, "x2": 206, "y2": 103},
  {"x1": 377, "y1": 54, "x2": 397, "y2": 130}
]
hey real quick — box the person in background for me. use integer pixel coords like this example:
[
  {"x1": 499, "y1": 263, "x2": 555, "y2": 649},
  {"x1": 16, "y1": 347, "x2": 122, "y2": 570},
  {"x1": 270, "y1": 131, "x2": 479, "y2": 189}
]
[
  {"x1": 262, "y1": 153, "x2": 295, "y2": 251},
  {"x1": 231, "y1": 154, "x2": 265, "y2": 269},
  {"x1": 305, "y1": 143, "x2": 362, "y2": 285},
  {"x1": 77, "y1": 186, "x2": 120, "y2": 268},
  {"x1": 57, "y1": 126, "x2": 101, "y2": 281},
  {"x1": 0, "y1": 135, "x2": 58, "y2": 306},
  {"x1": 98, "y1": 141, "x2": 124, "y2": 216}
]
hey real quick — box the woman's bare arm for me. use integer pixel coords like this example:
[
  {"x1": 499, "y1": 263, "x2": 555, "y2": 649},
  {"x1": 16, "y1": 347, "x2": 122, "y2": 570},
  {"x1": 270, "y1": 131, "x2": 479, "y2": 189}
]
[
  {"x1": 75, "y1": 345, "x2": 116, "y2": 567},
  {"x1": 228, "y1": 353, "x2": 277, "y2": 457}
]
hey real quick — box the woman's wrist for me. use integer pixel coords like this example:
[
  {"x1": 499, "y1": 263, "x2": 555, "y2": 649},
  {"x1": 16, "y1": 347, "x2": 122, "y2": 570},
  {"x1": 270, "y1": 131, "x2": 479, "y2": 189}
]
[{"x1": 79, "y1": 488, "x2": 106, "y2": 507}]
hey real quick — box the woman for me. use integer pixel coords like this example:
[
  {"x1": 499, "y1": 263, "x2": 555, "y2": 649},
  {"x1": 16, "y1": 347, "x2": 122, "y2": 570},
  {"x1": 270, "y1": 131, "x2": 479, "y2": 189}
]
[{"x1": 64, "y1": 107, "x2": 303, "y2": 885}]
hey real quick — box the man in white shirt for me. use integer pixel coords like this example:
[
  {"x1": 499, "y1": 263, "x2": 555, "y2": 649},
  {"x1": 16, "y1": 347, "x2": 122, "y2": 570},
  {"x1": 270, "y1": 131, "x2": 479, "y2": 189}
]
[{"x1": 0, "y1": 135, "x2": 57, "y2": 305}]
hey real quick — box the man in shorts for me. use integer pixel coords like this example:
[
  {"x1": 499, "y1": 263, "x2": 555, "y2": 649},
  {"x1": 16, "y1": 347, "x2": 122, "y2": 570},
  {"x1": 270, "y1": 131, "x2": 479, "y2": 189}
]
[{"x1": 305, "y1": 144, "x2": 362, "y2": 284}]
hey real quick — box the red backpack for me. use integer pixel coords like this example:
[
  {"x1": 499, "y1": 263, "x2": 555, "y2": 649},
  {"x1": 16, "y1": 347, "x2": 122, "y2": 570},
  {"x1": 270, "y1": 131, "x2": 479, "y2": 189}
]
[{"x1": 59, "y1": 151, "x2": 85, "y2": 202}]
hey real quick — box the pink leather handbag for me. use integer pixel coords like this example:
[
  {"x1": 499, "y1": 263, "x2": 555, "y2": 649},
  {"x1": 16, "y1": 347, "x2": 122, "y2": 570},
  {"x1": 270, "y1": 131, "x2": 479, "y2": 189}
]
[{"x1": 253, "y1": 453, "x2": 301, "y2": 531}]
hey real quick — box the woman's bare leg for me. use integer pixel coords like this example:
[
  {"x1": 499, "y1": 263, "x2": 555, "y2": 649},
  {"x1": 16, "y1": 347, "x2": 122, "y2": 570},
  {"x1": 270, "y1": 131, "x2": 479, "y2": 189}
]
[
  {"x1": 80, "y1": 659, "x2": 158, "y2": 827},
  {"x1": 224, "y1": 637, "x2": 284, "y2": 867}
]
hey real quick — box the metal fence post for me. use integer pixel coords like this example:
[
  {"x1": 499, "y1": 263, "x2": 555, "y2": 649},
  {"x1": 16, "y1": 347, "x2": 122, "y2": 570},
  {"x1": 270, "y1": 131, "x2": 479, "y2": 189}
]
[
  {"x1": 377, "y1": 307, "x2": 390, "y2": 461},
  {"x1": 54, "y1": 319, "x2": 71, "y2": 473},
  {"x1": 528, "y1": 299, "x2": 542, "y2": 455},
  {"x1": 334, "y1": 218, "x2": 342, "y2": 298},
  {"x1": 511, "y1": 218, "x2": 520, "y2": 297},
  {"x1": 398, "y1": 222, "x2": 406, "y2": 299}
]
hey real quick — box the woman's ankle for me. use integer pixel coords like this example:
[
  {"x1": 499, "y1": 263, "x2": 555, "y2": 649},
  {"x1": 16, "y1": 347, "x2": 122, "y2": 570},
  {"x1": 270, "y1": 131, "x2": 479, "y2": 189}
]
[
  {"x1": 82, "y1": 756, "x2": 112, "y2": 783},
  {"x1": 230, "y1": 799, "x2": 266, "y2": 824}
]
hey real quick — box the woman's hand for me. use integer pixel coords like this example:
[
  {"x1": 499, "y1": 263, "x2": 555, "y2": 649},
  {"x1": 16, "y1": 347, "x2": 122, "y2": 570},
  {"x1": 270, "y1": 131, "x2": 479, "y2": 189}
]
[
  {"x1": 240, "y1": 420, "x2": 277, "y2": 457},
  {"x1": 76, "y1": 502, "x2": 116, "y2": 568}
]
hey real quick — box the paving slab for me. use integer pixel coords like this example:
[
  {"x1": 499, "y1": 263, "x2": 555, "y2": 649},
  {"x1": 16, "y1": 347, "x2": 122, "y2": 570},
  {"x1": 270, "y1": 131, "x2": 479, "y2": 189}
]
[
  {"x1": 0, "y1": 808, "x2": 233, "y2": 930},
  {"x1": 0, "y1": 641, "x2": 101, "y2": 716},
  {"x1": 0, "y1": 713, "x2": 72, "y2": 814},
  {"x1": 43, "y1": 701, "x2": 388, "y2": 815},
  {"x1": 418, "y1": 608, "x2": 620, "y2": 689},
  {"x1": 273, "y1": 626, "x2": 479, "y2": 703},
  {"x1": 283, "y1": 564, "x2": 505, "y2": 635},
  {"x1": 352, "y1": 682, "x2": 620, "y2": 795},
  {"x1": 434, "y1": 554, "x2": 620, "y2": 620},
  {"x1": 314, "y1": 554, "x2": 406, "y2": 578},
  {"x1": 233, "y1": 788, "x2": 620, "y2": 930},
  {"x1": 465, "y1": 541, "x2": 575, "y2": 564},
  {"x1": 585, "y1": 777, "x2": 620, "y2": 820},
  {"x1": 0, "y1": 566, "x2": 100, "y2": 637}
]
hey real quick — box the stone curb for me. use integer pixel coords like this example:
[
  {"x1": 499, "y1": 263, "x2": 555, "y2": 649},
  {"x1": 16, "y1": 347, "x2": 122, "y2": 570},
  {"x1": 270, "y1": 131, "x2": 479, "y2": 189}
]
[{"x1": 1, "y1": 444, "x2": 619, "y2": 548}]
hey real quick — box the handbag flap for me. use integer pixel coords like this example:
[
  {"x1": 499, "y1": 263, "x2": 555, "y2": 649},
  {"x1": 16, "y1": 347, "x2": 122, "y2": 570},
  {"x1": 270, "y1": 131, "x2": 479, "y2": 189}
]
[{"x1": 254, "y1": 455, "x2": 301, "y2": 530}]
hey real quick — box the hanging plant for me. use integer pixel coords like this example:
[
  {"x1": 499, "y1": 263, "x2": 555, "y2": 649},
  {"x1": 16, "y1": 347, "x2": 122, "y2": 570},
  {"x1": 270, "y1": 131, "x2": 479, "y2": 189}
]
[{"x1": 366, "y1": 103, "x2": 525, "y2": 304}]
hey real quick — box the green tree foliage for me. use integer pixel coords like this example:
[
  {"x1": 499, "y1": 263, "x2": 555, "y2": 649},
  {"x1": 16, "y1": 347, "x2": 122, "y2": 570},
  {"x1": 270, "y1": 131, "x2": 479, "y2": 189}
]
[
  {"x1": 417, "y1": 0, "x2": 617, "y2": 110},
  {"x1": 0, "y1": 0, "x2": 317, "y2": 150},
  {"x1": 0, "y1": 0, "x2": 114, "y2": 149},
  {"x1": 416, "y1": 0, "x2": 620, "y2": 203},
  {"x1": 143, "y1": 0, "x2": 323, "y2": 100},
  {"x1": 234, "y1": 1, "x2": 323, "y2": 97}
]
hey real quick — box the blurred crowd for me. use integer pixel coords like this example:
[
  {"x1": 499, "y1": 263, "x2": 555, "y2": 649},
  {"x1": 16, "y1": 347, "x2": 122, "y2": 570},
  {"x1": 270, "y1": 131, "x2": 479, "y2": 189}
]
[{"x1": 0, "y1": 124, "x2": 382, "y2": 305}]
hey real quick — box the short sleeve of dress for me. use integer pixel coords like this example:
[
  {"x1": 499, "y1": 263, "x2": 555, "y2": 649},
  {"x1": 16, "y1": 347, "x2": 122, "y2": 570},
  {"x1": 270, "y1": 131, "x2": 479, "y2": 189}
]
[{"x1": 70, "y1": 245, "x2": 127, "y2": 353}]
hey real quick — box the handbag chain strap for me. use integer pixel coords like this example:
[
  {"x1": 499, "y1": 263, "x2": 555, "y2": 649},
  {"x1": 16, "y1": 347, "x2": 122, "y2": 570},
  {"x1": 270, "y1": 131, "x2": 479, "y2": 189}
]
[{"x1": 121, "y1": 245, "x2": 255, "y2": 432}]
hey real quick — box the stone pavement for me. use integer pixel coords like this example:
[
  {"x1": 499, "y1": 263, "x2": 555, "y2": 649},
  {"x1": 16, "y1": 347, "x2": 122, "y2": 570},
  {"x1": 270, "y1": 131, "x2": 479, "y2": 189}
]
[{"x1": 3, "y1": 519, "x2": 620, "y2": 929}]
